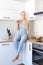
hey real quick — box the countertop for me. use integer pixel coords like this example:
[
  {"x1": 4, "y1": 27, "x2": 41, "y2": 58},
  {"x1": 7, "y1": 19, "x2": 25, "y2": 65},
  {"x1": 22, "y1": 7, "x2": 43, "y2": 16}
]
[
  {"x1": 27, "y1": 39, "x2": 43, "y2": 45},
  {"x1": 0, "y1": 39, "x2": 13, "y2": 43},
  {"x1": 0, "y1": 39, "x2": 43, "y2": 45}
]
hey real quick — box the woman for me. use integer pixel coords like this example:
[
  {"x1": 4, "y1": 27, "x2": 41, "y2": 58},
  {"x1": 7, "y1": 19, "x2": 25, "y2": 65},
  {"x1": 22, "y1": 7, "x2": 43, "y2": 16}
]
[{"x1": 12, "y1": 11, "x2": 29, "y2": 62}]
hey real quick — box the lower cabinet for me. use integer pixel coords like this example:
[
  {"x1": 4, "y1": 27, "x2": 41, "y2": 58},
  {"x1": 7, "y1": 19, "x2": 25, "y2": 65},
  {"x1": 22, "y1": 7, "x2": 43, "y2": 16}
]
[
  {"x1": 0, "y1": 42, "x2": 14, "y2": 65},
  {"x1": 23, "y1": 41, "x2": 32, "y2": 65},
  {"x1": 0, "y1": 42, "x2": 21, "y2": 65},
  {"x1": 0, "y1": 42, "x2": 32, "y2": 65}
]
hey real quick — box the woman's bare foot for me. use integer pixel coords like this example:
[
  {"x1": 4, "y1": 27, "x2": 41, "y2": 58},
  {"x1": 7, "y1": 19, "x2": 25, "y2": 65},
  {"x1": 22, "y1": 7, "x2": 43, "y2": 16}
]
[{"x1": 12, "y1": 54, "x2": 19, "y2": 62}]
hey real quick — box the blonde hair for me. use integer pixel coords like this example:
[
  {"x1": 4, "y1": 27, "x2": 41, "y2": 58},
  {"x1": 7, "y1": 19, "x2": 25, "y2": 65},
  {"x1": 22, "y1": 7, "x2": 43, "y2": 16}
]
[{"x1": 20, "y1": 11, "x2": 26, "y2": 14}]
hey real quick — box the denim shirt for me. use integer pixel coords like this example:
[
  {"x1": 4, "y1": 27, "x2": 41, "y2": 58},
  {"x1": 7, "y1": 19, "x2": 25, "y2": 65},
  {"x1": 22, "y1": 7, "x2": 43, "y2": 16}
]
[{"x1": 18, "y1": 20, "x2": 28, "y2": 35}]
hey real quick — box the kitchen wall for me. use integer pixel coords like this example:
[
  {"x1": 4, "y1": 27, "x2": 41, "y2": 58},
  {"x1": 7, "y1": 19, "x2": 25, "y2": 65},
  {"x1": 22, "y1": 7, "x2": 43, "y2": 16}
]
[
  {"x1": 34, "y1": 15, "x2": 43, "y2": 36},
  {"x1": 0, "y1": 0, "x2": 43, "y2": 39},
  {"x1": 25, "y1": 0, "x2": 43, "y2": 36},
  {"x1": 0, "y1": 0, "x2": 35, "y2": 39},
  {"x1": 0, "y1": 20, "x2": 17, "y2": 40},
  {"x1": 0, "y1": 0, "x2": 25, "y2": 39}
]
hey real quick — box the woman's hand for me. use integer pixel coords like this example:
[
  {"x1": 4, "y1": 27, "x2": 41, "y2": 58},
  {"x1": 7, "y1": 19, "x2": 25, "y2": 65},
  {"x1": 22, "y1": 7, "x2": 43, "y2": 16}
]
[
  {"x1": 16, "y1": 20, "x2": 19, "y2": 30},
  {"x1": 16, "y1": 20, "x2": 19, "y2": 23}
]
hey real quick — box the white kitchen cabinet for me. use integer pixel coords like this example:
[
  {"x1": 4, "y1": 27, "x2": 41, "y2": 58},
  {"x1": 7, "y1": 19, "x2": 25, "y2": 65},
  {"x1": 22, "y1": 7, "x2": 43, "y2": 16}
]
[
  {"x1": 0, "y1": 8, "x2": 24, "y2": 20},
  {"x1": 23, "y1": 41, "x2": 32, "y2": 65},
  {"x1": 0, "y1": 0, "x2": 25, "y2": 20},
  {"x1": 0, "y1": 41, "x2": 32, "y2": 65},
  {"x1": 0, "y1": 42, "x2": 15, "y2": 65},
  {"x1": 0, "y1": 9, "x2": 19, "y2": 20},
  {"x1": 25, "y1": 0, "x2": 35, "y2": 17},
  {"x1": 0, "y1": 42, "x2": 22, "y2": 65},
  {"x1": 42, "y1": 0, "x2": 43, "y2": 11},
  {"x1": 35, "y1": 0, "x2": 42, "y2": 12}
]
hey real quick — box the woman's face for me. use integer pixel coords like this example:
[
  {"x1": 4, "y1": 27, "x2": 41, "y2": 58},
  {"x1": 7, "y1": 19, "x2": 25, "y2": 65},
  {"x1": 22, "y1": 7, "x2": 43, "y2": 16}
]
[{"x1": 20, "y1": 12, "x2": 26, "y2": 20}]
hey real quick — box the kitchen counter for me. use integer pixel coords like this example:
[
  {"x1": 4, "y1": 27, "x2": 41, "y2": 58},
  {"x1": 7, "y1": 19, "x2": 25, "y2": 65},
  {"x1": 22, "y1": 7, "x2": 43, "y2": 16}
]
[
  {"x1": 0, "y1": 39, "x2": 13, "y2": 43},
  {"x1": 0, "y1": 39, "x2": 43, "y2": 45},
  {"x1": 27, "y1": 39, "x2": 43, "y2": 45}
]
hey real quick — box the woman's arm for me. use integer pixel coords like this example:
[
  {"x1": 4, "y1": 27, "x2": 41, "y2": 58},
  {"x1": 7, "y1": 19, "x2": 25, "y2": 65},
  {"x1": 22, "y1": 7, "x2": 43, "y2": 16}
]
[
  {"x1": 25, "y1": 23, "x2": 29, "y2": 36},
  {"x1": 16, "y1": 20, "x2": 19, "y2": 30}
]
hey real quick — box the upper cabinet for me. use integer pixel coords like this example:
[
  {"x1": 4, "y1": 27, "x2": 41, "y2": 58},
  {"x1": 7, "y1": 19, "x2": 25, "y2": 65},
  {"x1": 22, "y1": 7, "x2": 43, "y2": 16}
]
[
  {"x1": 34, "y1": 0, "x2": 43, "y2": 20},
  {"x1": 0, "y1": 0, "x2": 25, "y2": 20},
  {"x1": 25, "y1": 0, "x2": 35, "y2": 19},
  {"x1": 35, "y1": 0, "x2": 42, "y2": 12}
]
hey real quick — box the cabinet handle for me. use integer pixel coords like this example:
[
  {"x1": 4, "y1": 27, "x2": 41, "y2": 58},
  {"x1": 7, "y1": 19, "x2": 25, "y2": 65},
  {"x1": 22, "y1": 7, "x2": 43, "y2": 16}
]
[
  {"x1": 2, "y1": 44, "x2": 9, "y2": 46},
  {"x1": 29, "y1": 44, "x2": 31, "y2": 51}
]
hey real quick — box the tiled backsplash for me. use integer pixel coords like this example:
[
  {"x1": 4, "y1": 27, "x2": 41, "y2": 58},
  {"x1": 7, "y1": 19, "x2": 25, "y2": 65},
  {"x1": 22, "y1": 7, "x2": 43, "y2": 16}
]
[
  {"x1": 0, "y1": 20, "x2": 17, "y2": 40},
  {"x1": 0, "y1": 20, "x2": 34, "y2": 40}
]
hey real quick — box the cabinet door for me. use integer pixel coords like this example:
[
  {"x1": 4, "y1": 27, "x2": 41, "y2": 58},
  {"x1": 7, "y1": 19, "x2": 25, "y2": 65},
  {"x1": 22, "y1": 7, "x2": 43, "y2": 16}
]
[
  {"x1": 0, "y1": 9, "x2": 19, "y2": 20},
  {"x1": 35, "y1": 0, "x2": 42, "y2": 12},
  {"x1": 0, "y1": 42, "x2": 14, "y2": 65},
  {"x1": 25, "y1": 42, "x2": 32, "y2": 65},
  {"x1": 0, "y1": 42, "x2": 22, "y2": 65}
]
